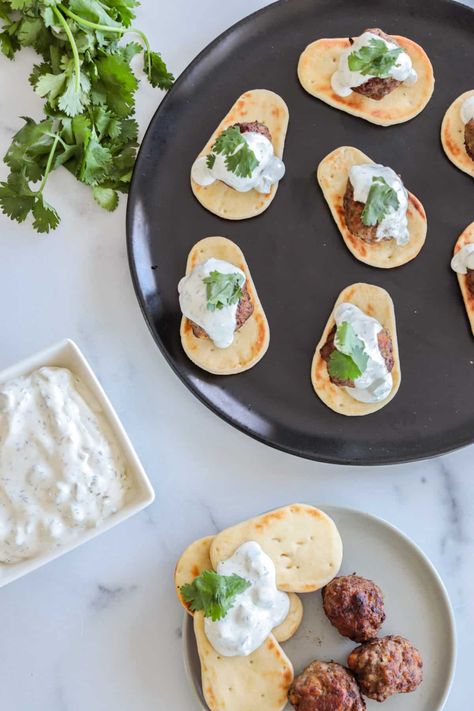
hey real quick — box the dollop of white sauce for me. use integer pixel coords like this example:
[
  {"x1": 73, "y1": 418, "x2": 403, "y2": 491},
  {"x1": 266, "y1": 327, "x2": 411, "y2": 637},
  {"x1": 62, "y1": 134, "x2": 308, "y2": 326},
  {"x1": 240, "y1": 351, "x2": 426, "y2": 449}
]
[
  {"x1": 334, "y1": 303, "x2": 393, "y2": 403},
  {"x1": 205, "y1": 541, "x2": 289, "y2": 657},
  {"x1": 191, "y1": 131, "x2": 285, "y2": 194},
  {"x1": 331, "y1": 31, "x2": 417, "y2": 98},
  {"x1": 460, "y1": 96, "x2": 474, "y2": 125},
  {"x1": 349, "y1": 163, "x2": 409, "y2": 245},
  {"x1": 0, "y1": 367, "x2": 129, "y2": 565},
  {"x1": 451, "y1": 244, "x2": 474, "y2": 274},
  {"x1": 178, "y1": 258, "x2": 246, "y2": 349}
]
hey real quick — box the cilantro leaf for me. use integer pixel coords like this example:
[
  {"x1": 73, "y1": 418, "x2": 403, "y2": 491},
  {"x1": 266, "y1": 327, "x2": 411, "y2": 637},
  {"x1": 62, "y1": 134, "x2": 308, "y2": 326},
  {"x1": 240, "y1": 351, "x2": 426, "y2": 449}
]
[
  {"x1": 361, "y1": 176, "x2": 400, "y2": 227},
  {"x1": 93, "y1": 53, "x2": 138, "y2": 117},
  {"x1": 335, "y1": 321, "x2": 369, "y2": 374},
  {"x1": 348, "y1": 38, "x2": 403, "y2": 78},
  {"x1": 206, "y1": 153, "x2": 215, "y2": 170},
  {"x1": 225, "y1": 143, "x2": 259, "y2": 178},
  {"x1": 328, "y1": 350, "x2": 364, "y2": 382},
  {"x1": 4, "y1": 117, "x2": 56, "y2": 181},
  {"x1": 181, "y1": 570, "x2": 251, "y2": 621},
  {"x1": 32, "y1": 195, "x2": 60, "y2": 233},
  {"x1": 203, "y1": 270, "x2": 245, "y2": 312},
  {"x1": 207, "y1": 126, "x2": 259, "y2": 179},
  {"x1": 145, "y1": 50, "x2": 175, "y2": 89},
  {"x1": 92, "y1": 185, "x2": 118, "y2": 210},
  {"x1": 212, "y1": 126, "x2": 245, "y2": 157}
]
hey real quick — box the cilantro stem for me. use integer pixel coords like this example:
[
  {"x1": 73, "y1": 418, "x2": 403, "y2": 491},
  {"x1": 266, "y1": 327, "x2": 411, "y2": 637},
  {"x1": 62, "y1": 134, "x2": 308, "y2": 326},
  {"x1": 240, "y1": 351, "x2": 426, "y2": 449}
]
[
  {"x1": 58, "y1": 4, "x2": 152, "y2": 79},
  {"x1": 36, "y1": 133, "x2": 60, "y2": 195},
  {"x1": 52, "y1": 7, "x2": 80, "y2": 93}
]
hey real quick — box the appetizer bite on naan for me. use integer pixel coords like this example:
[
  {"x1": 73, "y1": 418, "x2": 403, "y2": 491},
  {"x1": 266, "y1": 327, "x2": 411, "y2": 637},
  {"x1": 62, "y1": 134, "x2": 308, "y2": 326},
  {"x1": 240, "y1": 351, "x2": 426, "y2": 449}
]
[
  {"x1": 178, "y1": 237, "x2": 269, "y2": 375},
  {"x1": 318, "y1": 147, "x2": 427, "y2": 268},
  {"x1": 441, "y1": 90, "x2": 474, "y2": 179},
  {"x1": 451, "y1": 221, "x2": 474, "y2": 335},
  {"x1": 312, "y1": 283, "x2": 401, "y2": 416},
  {"x1": 298, "y1": 28, "x2": 434, "y2": 126},
  {"x1": 190, "y1": 90, "x2": 289, "y2": 219},
  {"x1": 175, "y1": 504, "x2": 343, "y2": 711}
]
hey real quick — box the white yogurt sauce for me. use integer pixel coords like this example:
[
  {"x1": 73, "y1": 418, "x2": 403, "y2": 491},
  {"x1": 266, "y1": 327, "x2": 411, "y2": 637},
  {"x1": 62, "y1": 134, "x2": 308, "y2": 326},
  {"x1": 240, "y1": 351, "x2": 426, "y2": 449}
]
[
  {"x1": 460, "y1": 96, "x2": 474, "y2": 125},
  {"x1": 451, "y1": 244, "x2": 474, "y2": 274},
  {"x1": 349, "y1": 163, "x2": 409, "y2": 245},
  {"x1": 0, "y1": 367, "x2": 129, "y2": 565},
  {"x1": 205, "y1": 541, "x2": 289, "y2": 657},
  {"x1": 191, "y1": 131, "x2": 285, "y2": 194},
  {"x1": 334, "y1": 303, "x2": 393, "y2": 404},
  {"x1": 331, "y1": 31, "x2": 417, "y2": 98},
  {"x1": 178, "y1": 258, "x2": 246, "y2": 349}
]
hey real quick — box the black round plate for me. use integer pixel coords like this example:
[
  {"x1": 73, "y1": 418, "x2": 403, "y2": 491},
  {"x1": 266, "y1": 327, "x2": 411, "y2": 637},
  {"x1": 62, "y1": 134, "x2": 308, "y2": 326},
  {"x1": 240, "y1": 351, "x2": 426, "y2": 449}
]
[{"x1": 127, "y1": 0, "x2": 474, "y2": 466}]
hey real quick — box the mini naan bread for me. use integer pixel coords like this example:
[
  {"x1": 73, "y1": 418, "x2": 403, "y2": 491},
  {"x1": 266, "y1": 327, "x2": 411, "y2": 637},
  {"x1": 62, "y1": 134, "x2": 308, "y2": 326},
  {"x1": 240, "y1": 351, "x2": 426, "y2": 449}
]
[
  {"x1": 441, "y1": 90, "x2": 474, "y2": 179},
  {"x1": 190, "y1": 89, "x2": 289, "y2": 219},
  {"x1": 298, "y1": 35, "x2": 434, "y2": 126},
  {"x1": 312, "y1": 283, "x2": 401, "y2": 416},
  {"x1": 180, "y1": 237, "x2": 270, "y2": 375},
  {"x1": 317, "y1": 146, "x2": 427, "y2": 268},
  {"x1": 453, "y1": 221, "x2": 474, "y2": 335},
  {"x1": 174, "y1": 534, "x2": 303, "y2": 643},
  {"x1": 210, "y1": 504, "x2": 342, "y2": 593},
  {"x1": 194, "y1": 612, "x2": 293, "y2": 711}
]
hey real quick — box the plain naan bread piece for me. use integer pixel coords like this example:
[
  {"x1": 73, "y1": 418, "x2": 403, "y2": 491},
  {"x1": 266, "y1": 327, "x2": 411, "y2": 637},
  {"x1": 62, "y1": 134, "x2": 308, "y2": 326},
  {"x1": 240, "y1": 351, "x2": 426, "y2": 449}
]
[
  {"x1": 317, "y1": 146, "x2": 427, "y2": 268},
  {"x1": 174, "y1": 534, "x2": 303, "y2": 643},
  {"x1": 452, "y1": 221, "x2": 474, "y2": 335},
  {"x1": 174, "y1": 535, "x2": 214, "y2": 614},
  {"x1": 441, "y1": 90, "x2": 474, "y2": 179},
  {"x1": 298, "y1": 35, "x2": 434, "y2": 126},
  {"x1": 194, "y1": 612, "x2": 293, "y2": 711},
  {"x1": 210, "y1": 504, "x2": 342, "y2": 593},
  {"x1": 180, "y1": 237, "x2": 270, "y2": 375},
  {"x1": 312, "y1": 283, "x2": 401, "y2": 416},
  {"x1": 190, "y1": 89, "x2": 289, "y2": 219}
]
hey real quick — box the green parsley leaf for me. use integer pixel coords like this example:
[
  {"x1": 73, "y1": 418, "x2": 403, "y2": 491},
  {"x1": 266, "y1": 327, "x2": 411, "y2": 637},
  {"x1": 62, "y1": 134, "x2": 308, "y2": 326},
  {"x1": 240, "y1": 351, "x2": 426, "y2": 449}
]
[
  {"x1": 181, "y1": 570, "x2": 251, "y2": 622},
  {"x1": 361, "y1": 176, "x2": 400, "y2": 227},
  {"x1": 348, "y1": 38, "x2": 403, "y2": 78},
  {"x1": 334, "y1": 321, "x2": 369, "y2": 374},
  {"x1": 203, "y1": 270, "x2": 245, "y2": 312}
]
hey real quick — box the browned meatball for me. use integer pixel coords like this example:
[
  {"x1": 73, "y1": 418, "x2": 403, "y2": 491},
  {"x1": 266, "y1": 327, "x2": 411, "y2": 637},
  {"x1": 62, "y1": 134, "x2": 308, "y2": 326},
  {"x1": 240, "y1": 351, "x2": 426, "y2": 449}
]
[
  {"x1": 320, "y1": 325, "x2": 394, "y2": 388},
  {"x1": 347, "y1": 635, "x2": 423, "y2": 702},
  {"x1": 351, "y1": 29, "x2": 402, "y2": 100},
  {"x1": 322, "y1": 575, "x2": 386, "y2": 642},
  {"x1": 190, "y1": 283, "x2": 253, "y2": 339},
  {"x1": 465, "y1": 118, "x2": 474, "y2": 161},
  {"x1": 233, "y1": 120, "x2": 272, "y2": 142},
  {"x1": 288, "y1": 660, "x2": 366, "y2": 711},
  {"x1": 466, "y1": 269, "x2": 474, "y2": 297},
  {"x1": 343, "y1": 180, "x2": 397, "y2": 243}
]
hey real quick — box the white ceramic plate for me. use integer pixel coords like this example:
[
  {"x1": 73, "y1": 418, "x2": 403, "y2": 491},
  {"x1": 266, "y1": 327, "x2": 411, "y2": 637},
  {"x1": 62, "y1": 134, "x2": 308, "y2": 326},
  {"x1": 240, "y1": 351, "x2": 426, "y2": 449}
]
[
  {"x1": 0, "y1": 339, "x2": 155, "y2": 588},
  {"x1": 183, "y1": 505, "x2": 456, "y2": 711}
]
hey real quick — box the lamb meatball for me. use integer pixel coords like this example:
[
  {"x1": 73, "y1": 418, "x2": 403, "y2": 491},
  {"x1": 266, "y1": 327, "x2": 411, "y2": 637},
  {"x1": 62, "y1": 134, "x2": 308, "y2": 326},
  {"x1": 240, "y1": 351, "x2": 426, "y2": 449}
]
[
  {"x1": 322, "y1": 574, "x2": 386, "y2": 642},
  {"x1": 288, "y1": 660, "x2": 366, "y2": 711},
  {"x1": 320, "y1": 325, "x2": 394, "y2": 388},
  {"x1": 190, "y1": 282, "x2": 253, "y2": 339},
  {"x1": 351, "y1": 29, "x2": 402, "y2": 101},
  {"x1": 347, "y1": 635, "x2": 423, "y2": 702},
  {"x1": 465, "y1": 118, "x2": 474, "y2": 161},
  {"x1": 233, "y1": 120, "x2": 272, "y2": 142},
  {"x1": 343, "y1": 180, "x2": 396, "y2": 243},
  {"x1": 466, "y1": 269, "x2": 474, "y2": 297}
]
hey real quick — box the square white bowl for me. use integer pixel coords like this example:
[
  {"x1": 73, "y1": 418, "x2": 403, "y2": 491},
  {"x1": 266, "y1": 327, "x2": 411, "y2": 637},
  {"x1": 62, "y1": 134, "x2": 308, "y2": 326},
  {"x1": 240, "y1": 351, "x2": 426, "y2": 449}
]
[{"x1": 0, "y1": 338, "x2": 155, "y2": 588}]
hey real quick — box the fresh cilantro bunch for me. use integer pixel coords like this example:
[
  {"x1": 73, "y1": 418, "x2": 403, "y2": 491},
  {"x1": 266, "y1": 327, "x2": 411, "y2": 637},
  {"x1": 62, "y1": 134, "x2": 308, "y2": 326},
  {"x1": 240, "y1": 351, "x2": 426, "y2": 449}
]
[
  {"x1": 181, "y1": 570, "x2": 250, "y2": 621},
  {"x1": 207, "y1": 126, "x2": 259, "y2": 179},
  {"x1": 203, "y1": 270, "x2": 245, "y2": 311},
  {"x1": 348, "y1": 38, "x2": 402, "y2": 78},
  {"x1": 328, "y1": 321, "x2": 369, "y2": 382},
  {"x1": 0, "y1": 0, "x2": 174, "y2": 233},
  {"x1": 361, "y1": 176, "x2": 400, "y2": 227}
]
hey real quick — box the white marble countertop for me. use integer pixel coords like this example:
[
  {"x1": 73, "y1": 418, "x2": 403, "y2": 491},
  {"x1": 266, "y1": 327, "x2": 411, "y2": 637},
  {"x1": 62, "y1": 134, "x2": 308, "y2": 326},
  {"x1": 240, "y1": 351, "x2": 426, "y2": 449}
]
[{"x1": 0, "y1": 1, "x2": 471, "y2": 709}]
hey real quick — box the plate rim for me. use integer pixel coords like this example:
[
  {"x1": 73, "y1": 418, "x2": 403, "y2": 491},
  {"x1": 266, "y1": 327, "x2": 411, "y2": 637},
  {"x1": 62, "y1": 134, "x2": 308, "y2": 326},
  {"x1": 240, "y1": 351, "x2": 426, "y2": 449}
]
[
  {"x1": 181, "y1": 504, "x2": 457, "y2": 711},
  {"x1": 126, "y1": 0, "x2": 474, "y2": 466}
]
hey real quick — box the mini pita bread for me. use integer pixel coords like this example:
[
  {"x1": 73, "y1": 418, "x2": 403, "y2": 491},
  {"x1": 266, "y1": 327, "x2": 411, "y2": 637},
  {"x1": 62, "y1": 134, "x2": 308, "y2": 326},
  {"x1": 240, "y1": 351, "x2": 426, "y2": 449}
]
[
  {"x1": 191, "y1": 89, "x2": 289, "y2": 219},
  {"x1": 298, "y1": 35, "x2": 434, "y2": 126},
  {"x1": 180, "y1": 236, "x2": 270, "y2": 375},
  {"x1": 453, "y1": 221, "x2": 474, "y2": 335},
  {"x1": 312, "y1": 283, "x2": 401, "y2": 416},
  {"x1": 174, "y1": 535, "x2": 303, "y2": 643},
  {"x1": 317, "y1": 146, "x2": 427, "y2": 268},
  {"x1": 210, "y1": 504, "x2": 343, "y2": 593},
  {"x1": 441, "y1": 90, "x2": 474, "y2": 179},
  {"x1": 194, "y1": 612, "x2": 293, "y2": 711}
]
